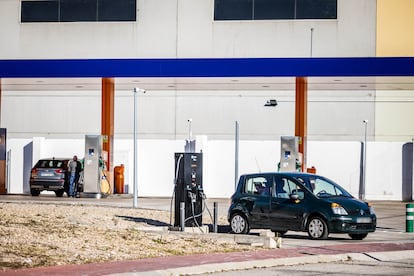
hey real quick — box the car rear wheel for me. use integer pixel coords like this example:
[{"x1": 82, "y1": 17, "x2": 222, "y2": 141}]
[
  {"x1": 230, "y1": 213, "x2": 249, "y2": 234},
  {"x1": 349, "y1": 233, "x2": 368, "y2": 240},
  {"x1": 55, "y1": 190, "x2": 64, "y2": 197},
  {"x1": 30, "y1": 189, "x2": 40, "y2": 196},
  {"x1": 307, "y1": 216, "x2": 329, "y2": 239}
]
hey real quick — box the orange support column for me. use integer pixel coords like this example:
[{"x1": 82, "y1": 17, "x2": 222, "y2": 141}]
[
  {"x1": 101, "y1": 78, "x2": 114, "y2": 191},
  {"x1": 295, "y1": 77, "x2": 308, "y2": 172}
]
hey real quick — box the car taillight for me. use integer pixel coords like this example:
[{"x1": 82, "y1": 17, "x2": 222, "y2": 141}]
[
  {"x1": 55, "y1": 169, "x2": 64, "y2": 174},
  {"x1": 31, "y1": 168, "x2": 38, "y2": 177}
]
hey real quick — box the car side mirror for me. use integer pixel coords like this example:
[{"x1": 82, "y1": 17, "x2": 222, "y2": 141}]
[{"x1": 290, "y1": 193, "x2": 299, "y2": 200}]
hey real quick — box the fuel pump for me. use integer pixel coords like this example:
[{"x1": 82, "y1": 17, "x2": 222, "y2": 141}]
[
  {"x1": 174, "y1": 152, "x2": 203, "y2": 227},
  {"x1": 82, "y1": 134, "x2": 103, "y2": 198},
  {"x1": 279, "y1": 136, "x2": 302, "y2": 172}
]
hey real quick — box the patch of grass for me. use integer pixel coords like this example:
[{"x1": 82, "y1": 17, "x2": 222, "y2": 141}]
[{"x1": 152, "y1": 237, "x2": 168, "y2": 244}]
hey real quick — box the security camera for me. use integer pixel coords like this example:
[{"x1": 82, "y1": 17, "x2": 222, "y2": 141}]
[
  {"x1": 133, "y1": 87, "x2": 146, "y2": 93},
  {"x1": 363, "y1": 120, "x2": 368, "y2": 123},
  {"x1": 188, "y1": 118, "x2": 192, "y2": 122},
  {"x1": 264, "y1": 99, "x2": 278, "y2": 107}
]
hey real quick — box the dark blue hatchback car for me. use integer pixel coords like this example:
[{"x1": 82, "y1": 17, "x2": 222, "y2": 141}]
[{"x1": 228, "y1": 172, "x2": 377, "y2": 240}]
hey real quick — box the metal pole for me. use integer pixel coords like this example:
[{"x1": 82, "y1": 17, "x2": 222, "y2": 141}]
[
  {"x1": 235, "y1": 121, "x2": 239, "y2": 190},
  {"x1": 213, "y1": 202, "x2": 218, "y2": 233},
  {"x1": 188, "y1": 118, "x2": 192, "y2": 141},
  {"x1": 310, "y1": 28, "x2": 314, "y2": 57},
  {"x1": 132, "y1": 87, "x2": 146, "y2": 208},
  {"x1": 362, "y1": 120, "x2": 368, "y2": 200},
  {"x1": 412, "y1": 138, "x2": 414, "y2": 201},
  {"x1": 133, "y1": 88, "x2": 138, "y2": 208}
]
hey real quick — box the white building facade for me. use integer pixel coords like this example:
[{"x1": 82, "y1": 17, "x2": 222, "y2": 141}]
[{"x1": 1, "y1": 0, "x2": 413, "y2": 200}]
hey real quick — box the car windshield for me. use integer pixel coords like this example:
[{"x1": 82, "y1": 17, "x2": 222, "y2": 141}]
[{"x1": 293, "y1": 175, "x2": 353, "y2": 198}]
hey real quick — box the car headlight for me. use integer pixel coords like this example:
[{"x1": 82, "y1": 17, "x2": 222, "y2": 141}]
[
  {"x1": 331, "y1": 203, "x2": 348, "y2": 215},
  {"x1": 367, "y1": 202, "x2": 376, "y2": 215}
]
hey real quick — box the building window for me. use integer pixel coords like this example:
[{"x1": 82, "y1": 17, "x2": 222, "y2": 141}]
[
  {"x1": 60, "y1": 0, "x2": 97, "y2": 22},
  {"x1": 21, "y1": 1, "x2": 59, "y2": 22},
  {"x1": 296, "y1": 0, "x2": 337, "y2": 19},
  {"x1": 21, "y1": 0, "x2": 137, "y2": 23},
  {"x1": 98, "y1": 0, "x2": 137, "y2": 21},
  {"x1": 214, "y1": 0, "x2": 337, "y2": 21},
  {"x1": 255, "y1": 0, "x2": 295, "y2": 20},
  {"x1": 213, "y1": 0, "x2": 253, "y2": 21}
]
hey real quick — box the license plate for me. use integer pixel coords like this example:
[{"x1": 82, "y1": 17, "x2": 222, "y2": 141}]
[
  {"x1": 41, "y1": 173, "x2": 54, "y2": 177},
  {"x1": 357, "y1": 217, "x2": 372, "y2": 223}
]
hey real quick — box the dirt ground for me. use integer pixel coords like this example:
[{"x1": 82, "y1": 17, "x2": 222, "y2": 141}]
[{"x1": 0, "y1": 202, "x2": 253, "y2": 271}]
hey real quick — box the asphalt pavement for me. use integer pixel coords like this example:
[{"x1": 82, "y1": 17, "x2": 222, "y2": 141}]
[{"x1": 0, "y1": 195, "x2": 413, "y2": 275}]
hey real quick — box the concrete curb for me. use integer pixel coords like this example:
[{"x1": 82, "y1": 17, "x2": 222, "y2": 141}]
[
  {"x1": 115, "y1": 250, "x2": 414, "y2": 276},
  {"x1": 135, "y1": 226, "x2": 281, "y2": 249}
]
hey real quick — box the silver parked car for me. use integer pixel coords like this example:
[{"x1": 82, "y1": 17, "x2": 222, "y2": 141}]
[{"x1": 29, "y1": 158, "x2": 71, "y2": 197}]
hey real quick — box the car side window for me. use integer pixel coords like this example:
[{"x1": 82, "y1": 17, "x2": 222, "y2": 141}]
[
  {"x1": 278, "y1": 177, "x2": 305, "y2": 200},
  {"x1": 244, "y1": 176, "x2": 270, "y2": 196},
  {"x1": 273, "y1": 178, "x2": 289, "y2": 198}
]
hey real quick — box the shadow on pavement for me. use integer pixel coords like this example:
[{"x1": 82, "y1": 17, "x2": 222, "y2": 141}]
[{"x1": 115, "y1": 215, "x2": 170, "y2": 227}]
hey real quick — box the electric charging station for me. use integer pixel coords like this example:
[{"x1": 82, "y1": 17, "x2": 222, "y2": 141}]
[{"x1": 174, "y1": 152, "x2": 203, "y2": 227}]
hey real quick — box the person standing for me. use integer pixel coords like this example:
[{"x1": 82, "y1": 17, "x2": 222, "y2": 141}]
[{"x1": 68, "y1": 155, "x2": 81, "y2": 197}]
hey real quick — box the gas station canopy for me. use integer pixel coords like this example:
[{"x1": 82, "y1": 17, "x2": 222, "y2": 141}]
[{"x1": 1, "y1": 57, "x2": 414, "y2": 78}]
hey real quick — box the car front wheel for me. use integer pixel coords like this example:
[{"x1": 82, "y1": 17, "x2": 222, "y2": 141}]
[
  {"x1": 307, "y1": 216, "x2": 329, "y2": 239},
  {"x1": 230, "y1": 213, "x2": 249, "y2": 234}
]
